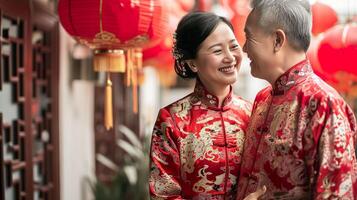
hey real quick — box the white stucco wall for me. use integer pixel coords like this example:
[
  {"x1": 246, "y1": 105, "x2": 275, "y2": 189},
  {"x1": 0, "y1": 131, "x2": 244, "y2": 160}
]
[{"x1": 59, "y1": 26, "x2": 95, "y2": 200}]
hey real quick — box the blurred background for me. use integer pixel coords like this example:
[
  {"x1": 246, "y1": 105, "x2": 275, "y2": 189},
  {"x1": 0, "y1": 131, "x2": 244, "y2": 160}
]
[{"x1": 0, "y1": 0, "x2": 356, "y2": 199}]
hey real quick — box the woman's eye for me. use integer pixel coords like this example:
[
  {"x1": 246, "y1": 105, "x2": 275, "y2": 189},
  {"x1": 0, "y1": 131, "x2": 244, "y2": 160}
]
[
  {"x1": 213, "y1": 49, "x2": 222, "y2": 54},
  {"x1": 231, "y1": 45, "x2": 240, "y2": 50}
]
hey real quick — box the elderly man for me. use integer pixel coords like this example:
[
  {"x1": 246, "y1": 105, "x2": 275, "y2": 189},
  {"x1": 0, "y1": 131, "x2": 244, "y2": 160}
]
[{"x1": 237, "y1": 0, "x2": 357, "y2": 199}]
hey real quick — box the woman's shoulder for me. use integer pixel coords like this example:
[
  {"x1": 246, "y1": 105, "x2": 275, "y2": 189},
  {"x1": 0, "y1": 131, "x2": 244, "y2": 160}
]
[{"x1": 158, "y1": 92, "x2": 195, "y2": 118}]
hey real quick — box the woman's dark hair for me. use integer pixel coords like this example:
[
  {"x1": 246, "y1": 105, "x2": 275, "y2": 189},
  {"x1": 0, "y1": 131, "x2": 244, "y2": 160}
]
[{"x1": 173, "y1": 12, "x2": 234, "y2": 79}]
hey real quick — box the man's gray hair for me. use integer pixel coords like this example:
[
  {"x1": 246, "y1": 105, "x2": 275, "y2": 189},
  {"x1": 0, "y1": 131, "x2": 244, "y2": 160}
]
[{"x1": 251, "y1": 0, "x2": 312, "y2": 52}]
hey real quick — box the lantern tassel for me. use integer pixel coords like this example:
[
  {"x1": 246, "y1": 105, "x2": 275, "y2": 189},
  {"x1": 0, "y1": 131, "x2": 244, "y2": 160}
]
[
  {"x1": 126, "y1": 50, "x2": 132, "y2": 87},
  {"x1": 105, "y1": 74, "x2": 113, "y2": 130},
  {"x1": 132, "y1": 72, "x2": 138, "y2": 113}
]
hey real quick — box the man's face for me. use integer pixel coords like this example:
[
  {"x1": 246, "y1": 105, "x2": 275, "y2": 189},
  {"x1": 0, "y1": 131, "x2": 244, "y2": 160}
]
[{"x1": 243, "y1": 10, "x2": 275, "y2": 80}]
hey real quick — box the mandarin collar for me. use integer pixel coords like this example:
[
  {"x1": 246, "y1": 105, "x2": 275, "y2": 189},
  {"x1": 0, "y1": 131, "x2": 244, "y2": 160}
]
[
  {"x1": 272, "y1": 59, "x2": 313, "y2": 96},
  {"x1": 190, "y1": 79, "x2": 233, "y2": 109}
]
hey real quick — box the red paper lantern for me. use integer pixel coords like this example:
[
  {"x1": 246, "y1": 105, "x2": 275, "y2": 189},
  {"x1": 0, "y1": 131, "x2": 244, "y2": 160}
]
[
  {"x1": 143, "y1": 38, "x2": 177, "y2": 87},
  {"x1": 58, "y1": 0, "x2": 169, "y2": 80},
  {"x1": 197, "y1": 0, "x2": 213, "y2": 12},
  {"x1": 178, "y1": 0, "x2": 195, "y2": 12},
  {"x1": 58, "y1": 0, "x2": 169, "y2": 129},
  {"x1": 143, "y1": 36, "x2": 174, "y2": 71},
  {"x1": 219, "y1": 0, "x2": 250, "y2": 46},
  {"x1": 166, "y1": 0, "x2": 189, "y2": 21},
  {"x1": 317, "y1": 24, "x2": 357, "y2": 75},
  {"x1": 58, "y1": 0, "x2": 168, "y2": 50},
  {"x1": 143, "y1": 12, "x2": 178, "y2": 86},
  {"x1": 317, "y1": 23, "x2": 357, "y2": 97},
  {"x1": 231, "y1": 12, "x2": 249, "y2": 46},
  {"x1": 311, "y1": 2, "x2": 338, "y2": 36}
]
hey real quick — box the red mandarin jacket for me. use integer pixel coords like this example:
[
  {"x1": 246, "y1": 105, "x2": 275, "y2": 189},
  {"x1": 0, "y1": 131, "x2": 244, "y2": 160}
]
[
  {"x1": 149, "y1": 81, "x2": 251, "y2": 200},
  {"x1": 236, "y1": 59, "x2": 357, "y2": 200}
]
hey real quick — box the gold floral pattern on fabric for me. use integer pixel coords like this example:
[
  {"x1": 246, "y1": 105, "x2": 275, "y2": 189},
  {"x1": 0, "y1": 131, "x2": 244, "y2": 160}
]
[
  {"x1": 150, "y1": 166, "x2": 182, "y2": 196},
  {"x1": 192, "y1": 165, "x2": 218, "y2": 192},
  {"x1": 237, "y1": 60, "x2": 357, "y2": 200},
  {"x1": 170, "y1": 99, "x2": 192, "y2": 120},
  {"x1": 150, "y1": 81, "x2": 251, "y2": 199}
]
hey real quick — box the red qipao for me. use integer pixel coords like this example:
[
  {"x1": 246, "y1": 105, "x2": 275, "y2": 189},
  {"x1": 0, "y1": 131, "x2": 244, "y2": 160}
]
[
  {"x1": 236, "y1": 60, "x2": 357, "y2": 199},
  {"x1": 149, "y1": 81, "x2": 251, "y2": 199}
]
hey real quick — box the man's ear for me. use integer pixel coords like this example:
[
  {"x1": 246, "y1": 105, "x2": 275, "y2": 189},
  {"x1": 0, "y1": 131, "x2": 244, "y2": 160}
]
[
  {"x1": 186, "y1": 60, "x2": 198, "y2": 72},
  {"x1": 273, "y1": 29, "x2": 286, "y2": 52}
]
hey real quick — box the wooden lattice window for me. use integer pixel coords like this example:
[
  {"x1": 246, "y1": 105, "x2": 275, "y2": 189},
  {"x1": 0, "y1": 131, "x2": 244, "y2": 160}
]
[
  {"x1": 0, "y1": 11, "x2": 27, "y2": 200},
  {"x1": 0, "y1": 1, "x2": 59, "y2": 200}
]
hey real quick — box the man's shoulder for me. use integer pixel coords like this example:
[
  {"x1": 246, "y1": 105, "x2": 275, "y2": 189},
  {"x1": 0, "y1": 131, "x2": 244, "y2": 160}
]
[
  {"x1": 253, "y1": 86, "x2": 273, "y2": 103},
  {"x1": 295, "y1": 74, "x2": 350, "y2": 110},
  {"x1": 301, "y1": 75, "x2": 343, "y2": 100},
  {"x1": 256, "y1": 86, "x2": 273, "y2": 97}
]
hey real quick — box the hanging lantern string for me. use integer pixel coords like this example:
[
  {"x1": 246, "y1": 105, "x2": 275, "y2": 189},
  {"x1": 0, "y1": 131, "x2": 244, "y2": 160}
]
[
  {"x1": 99, "y1": 0, "x2": 103, "y2": 32},
  {"x1": 132, "y1": 72, "x2": 138, "y2": 114},
  {"x1": 125, "y1": 48, "x2": 140, "y2": 113},
  {"x1": 132, "y1": 49, "x2": 141, "y2": 114},
  {"x1": 105, "y1": 73, "x2": 113, "y2": 130},
  {"x1": 126, "y1": 49, "x2": 132, "y2": 87}
]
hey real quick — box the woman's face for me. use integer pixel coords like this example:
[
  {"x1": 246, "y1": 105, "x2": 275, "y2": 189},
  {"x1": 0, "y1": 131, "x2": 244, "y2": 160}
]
[{"x1": 191, "y1": 22, "x2": 243, "y2": 89}]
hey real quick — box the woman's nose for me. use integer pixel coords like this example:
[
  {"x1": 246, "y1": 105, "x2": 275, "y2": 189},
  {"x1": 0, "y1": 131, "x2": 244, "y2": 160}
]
[{"x1": 224, "y1": 50, "x2": 235, "y2": 62}]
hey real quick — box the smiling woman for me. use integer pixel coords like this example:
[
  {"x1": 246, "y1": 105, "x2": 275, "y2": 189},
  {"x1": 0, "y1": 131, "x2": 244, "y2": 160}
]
[
  {"x1": 190, "y1": 22, "x2": 243, "y2": 94},
  {"x1": 148, "y1": 12, "x2": 253, "y2": 199}
]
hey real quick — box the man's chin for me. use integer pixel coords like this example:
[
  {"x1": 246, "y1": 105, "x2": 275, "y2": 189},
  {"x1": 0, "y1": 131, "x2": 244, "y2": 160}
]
[{"x1": 250, "y1": 71, "x2": 265, "y2": 80}]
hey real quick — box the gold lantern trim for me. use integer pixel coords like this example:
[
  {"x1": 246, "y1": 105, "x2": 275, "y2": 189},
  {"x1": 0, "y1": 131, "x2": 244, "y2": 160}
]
[{"x1": 94, "y1": 49, "x2": 126, "y2": 73}]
